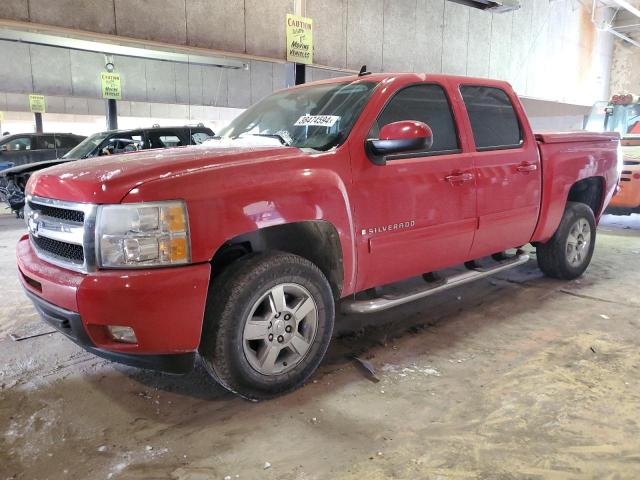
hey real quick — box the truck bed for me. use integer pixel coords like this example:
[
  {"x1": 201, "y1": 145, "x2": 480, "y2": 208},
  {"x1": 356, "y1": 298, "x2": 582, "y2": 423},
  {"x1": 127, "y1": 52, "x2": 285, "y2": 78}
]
[{"x1": 535, "y1": 131, "x2": 620, "y2": 144}]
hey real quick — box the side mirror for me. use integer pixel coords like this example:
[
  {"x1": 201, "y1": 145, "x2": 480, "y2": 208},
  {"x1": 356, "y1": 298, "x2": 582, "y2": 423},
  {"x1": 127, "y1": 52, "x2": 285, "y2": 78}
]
[{"x1": 366, "y1": 121, "x2": 433, "y2": 165}]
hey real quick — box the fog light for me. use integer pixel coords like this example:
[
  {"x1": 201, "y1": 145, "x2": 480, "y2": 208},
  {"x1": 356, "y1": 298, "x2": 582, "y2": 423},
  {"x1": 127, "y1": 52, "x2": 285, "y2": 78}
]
[{"x1": 107, "y1": 326, "x2": 138, "y2": 344}]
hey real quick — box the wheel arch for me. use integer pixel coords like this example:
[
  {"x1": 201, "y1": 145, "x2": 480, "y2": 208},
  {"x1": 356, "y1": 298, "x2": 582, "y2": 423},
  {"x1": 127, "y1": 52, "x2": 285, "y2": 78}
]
[
  {"x1": 567, "y1": 176, "x2": 605, "y2": 217},
  {"x1": 532, "y1": 175, "x2": 606, "y2": 244},
  {"x1": 210, "y1": 220, "x2": 345, "y2": 299}
]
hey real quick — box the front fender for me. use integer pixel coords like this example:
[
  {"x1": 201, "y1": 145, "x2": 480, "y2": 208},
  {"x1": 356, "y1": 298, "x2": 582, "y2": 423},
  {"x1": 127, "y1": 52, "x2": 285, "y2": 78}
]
[{"x1": 121, "y1": 151, "x2": 358, "y2": 295}]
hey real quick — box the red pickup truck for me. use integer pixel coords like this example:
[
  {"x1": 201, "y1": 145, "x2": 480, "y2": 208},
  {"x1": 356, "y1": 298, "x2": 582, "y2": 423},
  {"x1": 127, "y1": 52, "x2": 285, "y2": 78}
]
[{"x1": 17, "y1": 73, "x2": 620, "y2": 399}]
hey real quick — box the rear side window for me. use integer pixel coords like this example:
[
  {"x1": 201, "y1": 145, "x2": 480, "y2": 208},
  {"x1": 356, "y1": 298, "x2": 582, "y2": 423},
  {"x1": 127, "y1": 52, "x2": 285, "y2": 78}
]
[
  {"x1": 191, "y1": 132, "x2": 212, "y2": 144},
  {"x1": 37, "y1": 135, "x2": 56, "y2": 150},
  {"x1": 147, "y1": 132, "x2": 184, "y2": 149},
  {"x1": 158, "y1": 135, "x2": 182, "y2": 147},
  {"x1": 372, "y1": 84, "x2": 459, "y2": 154},
  {"x1": 460, "y1": 86, "x2": 522, "y2": 150},
  {"x1": 55, "y1": 135, "x2": 80, "y2": 148}
]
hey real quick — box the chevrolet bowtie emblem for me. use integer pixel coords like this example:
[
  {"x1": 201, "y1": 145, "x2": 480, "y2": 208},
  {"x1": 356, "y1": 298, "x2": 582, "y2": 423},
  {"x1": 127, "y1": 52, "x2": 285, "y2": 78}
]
[{"x1": 27, "y1": 213, "x2": 40, "y2": 237}]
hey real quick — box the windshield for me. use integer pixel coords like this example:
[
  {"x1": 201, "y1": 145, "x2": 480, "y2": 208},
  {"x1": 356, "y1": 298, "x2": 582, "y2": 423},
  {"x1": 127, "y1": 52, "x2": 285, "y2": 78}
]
[
  {"x1": 63, "y1": 132, "x2": 110, "y2": 159},
  {"x1": 586, "y1": 101, "x2": 640, "y2": 138},
  {"x1": 216, "y1": 80, "x2": 378, "y2": 150}
]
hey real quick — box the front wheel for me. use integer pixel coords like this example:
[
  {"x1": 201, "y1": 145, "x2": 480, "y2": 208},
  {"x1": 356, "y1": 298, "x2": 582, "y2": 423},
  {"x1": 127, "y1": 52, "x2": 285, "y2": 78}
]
[
  {"x1": 199, "y1": 251, "x2": 335, "y2": 400},
  {"x1": 536, "y1": 201, "x2": 596, "y2": 280}
]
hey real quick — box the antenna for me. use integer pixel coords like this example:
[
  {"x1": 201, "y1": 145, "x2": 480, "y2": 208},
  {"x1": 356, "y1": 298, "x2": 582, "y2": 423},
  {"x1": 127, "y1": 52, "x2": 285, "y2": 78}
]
[{"x1": 358, "y1": 65, "x2": 371, "y2": 77}]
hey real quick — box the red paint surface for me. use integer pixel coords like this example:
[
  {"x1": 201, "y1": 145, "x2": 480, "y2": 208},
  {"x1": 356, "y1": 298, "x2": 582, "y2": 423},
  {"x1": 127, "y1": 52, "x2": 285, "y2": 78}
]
[
  {"x1": 20, "y1": 72, "x2": 620, "y2": 356},
  {"x1": 17, "y1": 235, "x2": 210, "y2": 353}
]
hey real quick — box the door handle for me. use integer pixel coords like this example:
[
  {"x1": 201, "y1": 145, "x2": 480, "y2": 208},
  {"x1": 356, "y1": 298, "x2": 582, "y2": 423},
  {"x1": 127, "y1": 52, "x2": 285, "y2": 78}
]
[
  {"x1": 517, "y1": 162, "x2": 538, "y2": 173},
  {"x1": 445, "y1": 172, "x2": 474, "y2": 184}
]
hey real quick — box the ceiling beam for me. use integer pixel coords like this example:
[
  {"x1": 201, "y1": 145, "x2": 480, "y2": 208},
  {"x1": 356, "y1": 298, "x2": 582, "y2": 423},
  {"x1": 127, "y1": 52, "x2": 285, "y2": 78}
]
[
  {"x1": 0, "y1": 27, "x2": 249, "y2": 70},
  {"x1": 611, "y1": 0, "x2": 640, "y2": 19}
]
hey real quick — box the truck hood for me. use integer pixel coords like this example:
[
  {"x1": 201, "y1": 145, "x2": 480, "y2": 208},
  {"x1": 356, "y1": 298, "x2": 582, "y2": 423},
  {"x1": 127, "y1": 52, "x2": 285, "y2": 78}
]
[{"x1": 28, "y1": 143, "x2": 300, "y2": 203}]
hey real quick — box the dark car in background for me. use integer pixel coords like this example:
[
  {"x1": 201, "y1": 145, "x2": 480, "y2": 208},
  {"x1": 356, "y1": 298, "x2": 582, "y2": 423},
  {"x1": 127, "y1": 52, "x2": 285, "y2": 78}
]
[
  {"x1": 0, "y1": 132, "x2": 85, "y2": 168},
  {"x1": 0, "y1": 125, "x2": 214, "y2": 216}
]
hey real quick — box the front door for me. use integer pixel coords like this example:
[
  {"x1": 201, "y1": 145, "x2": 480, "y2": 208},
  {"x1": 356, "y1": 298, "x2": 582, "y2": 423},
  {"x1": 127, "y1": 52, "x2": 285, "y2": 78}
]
[
  {"x1": 457, "y1": 85, "x2": 542, "y2": 259},
  {"x1": 351, "y1": 83, "x2": 477, "y2": 291}
]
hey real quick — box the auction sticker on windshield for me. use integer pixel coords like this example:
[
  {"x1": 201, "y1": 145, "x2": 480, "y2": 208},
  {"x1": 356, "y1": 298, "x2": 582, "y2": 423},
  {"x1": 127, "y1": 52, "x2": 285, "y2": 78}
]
[{"x1": 294, "y1": 115, "x2": 340, "y2": 127}]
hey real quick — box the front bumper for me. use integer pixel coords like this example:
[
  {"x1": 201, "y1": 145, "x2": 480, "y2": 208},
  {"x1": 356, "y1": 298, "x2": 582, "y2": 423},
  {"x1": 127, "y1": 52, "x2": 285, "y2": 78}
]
[
  {"x1": 23, "y1": 288, "x2": 195, "y2": 373},
  {"x1": 16, "y1": 234, "x2": 211, "y2": 373}
]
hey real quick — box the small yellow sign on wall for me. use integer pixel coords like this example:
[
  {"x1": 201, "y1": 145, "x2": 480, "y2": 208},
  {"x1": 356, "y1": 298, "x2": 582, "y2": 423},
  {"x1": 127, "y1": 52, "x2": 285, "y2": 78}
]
[
  {"x1": 29, "y1": 94, "x2": 46, "y2": 113},
  {"x1": 286, "y1": 14, "x2": 313, "y2": 64},
  {"x1": 0, "y1": 112, "x2": 4, "y2": 122},
  {"x1": 101, "y1": 72, "x2": 122, "y2": 100}
]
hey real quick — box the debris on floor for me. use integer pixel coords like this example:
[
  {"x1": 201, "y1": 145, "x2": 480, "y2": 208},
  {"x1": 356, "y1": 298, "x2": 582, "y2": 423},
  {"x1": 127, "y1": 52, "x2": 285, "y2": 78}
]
[
  {"x1": 9, "y1": 330, "x2": 57, "y2": 342},
  {"x1": 352, "y1": 356, "x2": 380, "y2": 383}
]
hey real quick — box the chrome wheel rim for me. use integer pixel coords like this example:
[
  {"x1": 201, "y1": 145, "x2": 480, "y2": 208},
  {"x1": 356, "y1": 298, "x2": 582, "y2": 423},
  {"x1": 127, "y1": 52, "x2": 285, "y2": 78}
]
[
  {"x1": 242, "y1": 283, "x2": 318, "y2": 375},
  {"x1": 566, "y1": 218, "x2": 591, "y2": 267}
]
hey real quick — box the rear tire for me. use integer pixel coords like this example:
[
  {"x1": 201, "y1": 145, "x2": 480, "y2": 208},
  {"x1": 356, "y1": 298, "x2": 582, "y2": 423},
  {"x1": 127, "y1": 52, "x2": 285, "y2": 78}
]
[
  {"x1": 199, "y1": 251, "x2": 334, "y2": 400},
  {"x1": 536, "y1": 201, "x2": 596, "y2": 280}
]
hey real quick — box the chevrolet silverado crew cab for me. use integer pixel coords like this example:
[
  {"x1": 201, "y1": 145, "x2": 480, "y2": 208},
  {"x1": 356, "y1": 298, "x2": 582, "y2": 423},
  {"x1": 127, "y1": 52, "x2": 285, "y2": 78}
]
[{"x1": 17, "y1": 73, "x2": 620, "y2": 399}]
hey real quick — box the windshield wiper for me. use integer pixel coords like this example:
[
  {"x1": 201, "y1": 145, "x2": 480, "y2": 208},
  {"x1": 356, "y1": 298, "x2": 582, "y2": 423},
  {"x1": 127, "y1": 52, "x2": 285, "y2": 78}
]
[
  {"x1": 314, "y1": 132, "x2": 344, "y2": 152},
  {"x1": 244, "y1": 133, "x2": 291, "y2": 146}
]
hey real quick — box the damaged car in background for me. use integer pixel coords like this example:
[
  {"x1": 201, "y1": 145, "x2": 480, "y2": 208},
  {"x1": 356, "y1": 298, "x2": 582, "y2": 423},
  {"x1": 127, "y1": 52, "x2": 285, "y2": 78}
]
[{"x1": 0, "y1": 125, "x2": 213, "y2": 216}]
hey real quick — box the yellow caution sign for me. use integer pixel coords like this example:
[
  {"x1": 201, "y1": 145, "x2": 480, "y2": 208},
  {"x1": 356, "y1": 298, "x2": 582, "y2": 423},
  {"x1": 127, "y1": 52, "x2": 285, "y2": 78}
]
[
  {"x1": 29, "y1": 94, "x2": 46, "y2": 113},
  {"x1": 0, "y1": 112, "x2": 4, "y2": 121},
  {"x1": 101, "y1": 72, "x2": 122, "y2": 100},
  {"x1": 286, "y1": 14, "x2": 313, "y2": 64}
]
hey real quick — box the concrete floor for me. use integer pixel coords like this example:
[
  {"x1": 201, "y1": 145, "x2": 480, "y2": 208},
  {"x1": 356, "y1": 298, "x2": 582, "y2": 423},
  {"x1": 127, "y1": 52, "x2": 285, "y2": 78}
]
[{"x1": 1, "y1": 212, "x2": 640, "y2": 480}]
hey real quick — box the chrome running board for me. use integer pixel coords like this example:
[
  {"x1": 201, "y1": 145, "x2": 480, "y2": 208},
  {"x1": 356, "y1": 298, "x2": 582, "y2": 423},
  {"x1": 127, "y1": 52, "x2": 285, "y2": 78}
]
[{"x1": 341, "y1": 253, "x2": 530, "y2": 314}]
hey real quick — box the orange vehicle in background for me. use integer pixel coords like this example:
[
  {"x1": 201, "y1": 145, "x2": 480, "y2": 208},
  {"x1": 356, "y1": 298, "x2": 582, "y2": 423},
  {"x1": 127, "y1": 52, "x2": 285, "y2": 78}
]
[{"x1": 587, "y1": 94, "x2": 640, "y2": 214}]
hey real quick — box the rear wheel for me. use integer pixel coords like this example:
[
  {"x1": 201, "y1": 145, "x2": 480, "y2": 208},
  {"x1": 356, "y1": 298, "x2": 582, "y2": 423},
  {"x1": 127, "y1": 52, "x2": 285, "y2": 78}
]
[
  {"x1": 536, "y1": 201, "x2": 596, "y2": 280},
  {"x1": 199, "y1": 251, "x2": 334, "y2": 400}
]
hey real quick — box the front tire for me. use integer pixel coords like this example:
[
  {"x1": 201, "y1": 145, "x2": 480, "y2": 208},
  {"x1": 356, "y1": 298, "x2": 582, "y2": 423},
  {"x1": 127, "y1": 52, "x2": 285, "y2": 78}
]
[
  {"x1": 199, "y1": 251, "x2": 335, "y2": 400},
  {"x1": 536, "y1": 201, "x2": 596, "y2": 280}
]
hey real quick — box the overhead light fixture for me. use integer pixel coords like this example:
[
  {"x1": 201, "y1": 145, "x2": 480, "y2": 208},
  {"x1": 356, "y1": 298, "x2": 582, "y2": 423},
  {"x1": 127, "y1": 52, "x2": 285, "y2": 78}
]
[
  {"x1": 448, "y1": 0, "x2": 520, "y2": 13},
  {"x1": 0, "y1": 27, "x2": 248, "y2": 70}
]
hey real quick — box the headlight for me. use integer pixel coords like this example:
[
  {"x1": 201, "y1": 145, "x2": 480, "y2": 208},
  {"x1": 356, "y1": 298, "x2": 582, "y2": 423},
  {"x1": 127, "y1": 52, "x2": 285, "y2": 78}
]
[{"x1": 96, "y1": 201, "x2": 190, "y2": 268}]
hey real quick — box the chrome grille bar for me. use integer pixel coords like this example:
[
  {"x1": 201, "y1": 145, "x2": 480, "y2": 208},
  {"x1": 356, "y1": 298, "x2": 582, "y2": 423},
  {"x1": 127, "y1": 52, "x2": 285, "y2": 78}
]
[{"x1": 25, "y1": 194, "x2": 98, "y2": 273}]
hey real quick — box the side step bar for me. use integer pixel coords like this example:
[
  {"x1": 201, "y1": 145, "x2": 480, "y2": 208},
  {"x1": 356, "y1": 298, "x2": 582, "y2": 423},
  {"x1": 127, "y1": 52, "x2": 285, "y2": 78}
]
[{"x1": 341, "y1": 253, "x2": 530, "y2": 314}]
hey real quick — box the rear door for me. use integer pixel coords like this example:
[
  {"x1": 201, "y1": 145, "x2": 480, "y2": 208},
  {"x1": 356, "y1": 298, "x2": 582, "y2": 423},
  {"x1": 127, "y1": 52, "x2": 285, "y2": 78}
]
[
  {"x1": 458, "y1": 84, "x2": 541, "y2": 258},
  {"x1": 34, "y1": 135, "x2": 59, "y2": 161},
  {"x1": 351, "y1": 82, "x2": 477, "y2": 290}
]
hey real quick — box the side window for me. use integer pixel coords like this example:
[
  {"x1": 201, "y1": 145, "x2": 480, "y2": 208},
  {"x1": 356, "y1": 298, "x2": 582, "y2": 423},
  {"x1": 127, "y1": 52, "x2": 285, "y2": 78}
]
[
  {"x1": 158, "y1": 135, "x2": 182, "y2": 147},
  {"x1": 191, "y1": 132, "x2": 212, "y2": 144},
  {"x1": 460, "y1": 86, "x2": 522, "y2": 150},
  {"x1": 146, "y1": 132, "x2": 177, "y2": 149},
  {"x1": 55, "y1": 135, "x2": 80, "y2": 149},
  {"x1": 36, "y1": 135, "x2": 56, "y2": 150},
  {"x1": 372, "y1": 84, "x2": 459, "y2": 154},
  {"x1": 99, "y1": 134, "x2": 143, "y2": 155},
  {"x1": 2, "y1": 136, "x2": 32, "y2": 151}
]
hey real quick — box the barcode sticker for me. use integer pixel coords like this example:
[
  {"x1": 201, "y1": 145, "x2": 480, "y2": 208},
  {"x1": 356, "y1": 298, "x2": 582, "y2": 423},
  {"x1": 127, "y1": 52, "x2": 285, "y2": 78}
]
[{"x1": 294, "y1": 115, "x2": 340, "y2": 127}]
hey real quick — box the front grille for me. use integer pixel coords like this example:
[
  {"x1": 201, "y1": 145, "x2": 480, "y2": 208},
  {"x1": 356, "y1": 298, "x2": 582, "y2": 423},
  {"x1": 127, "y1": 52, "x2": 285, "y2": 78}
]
[
  {"x1": 27, "y1": 195, "x2": 97, "y2": 272},
  {"x1": 29, "y1": 202, "x2": 84, "y2": 223},
  {"x1": 32, "y1": 235, "x2": 84, "y2": 263}
]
